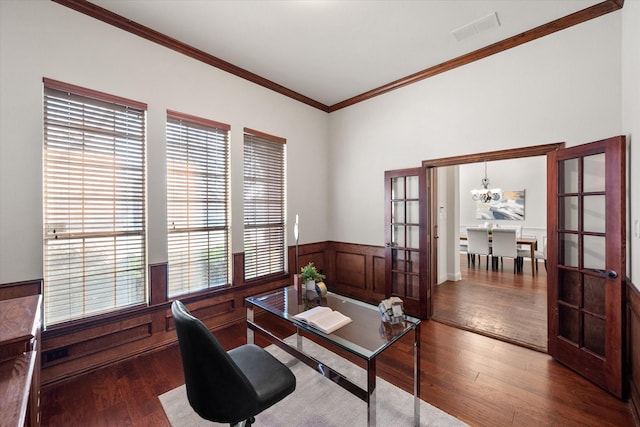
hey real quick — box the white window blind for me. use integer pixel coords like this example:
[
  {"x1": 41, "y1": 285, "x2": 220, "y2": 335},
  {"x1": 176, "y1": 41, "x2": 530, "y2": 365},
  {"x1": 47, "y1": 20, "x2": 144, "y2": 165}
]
[
  {"x1": 166, "y1": 111, "x2": 230, "y2": 296},
  {"x1": 43, "y1": 78, "x2": 147, "y2": 326},
  {"x1": 243, "y1": 128, "x2": 286, "y2": 280}
]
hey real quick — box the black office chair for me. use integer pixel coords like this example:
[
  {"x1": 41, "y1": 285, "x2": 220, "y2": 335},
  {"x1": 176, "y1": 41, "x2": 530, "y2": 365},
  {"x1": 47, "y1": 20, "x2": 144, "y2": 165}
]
[{"x1": 171, "y1": 300, "x2": 296, "y2": 427}]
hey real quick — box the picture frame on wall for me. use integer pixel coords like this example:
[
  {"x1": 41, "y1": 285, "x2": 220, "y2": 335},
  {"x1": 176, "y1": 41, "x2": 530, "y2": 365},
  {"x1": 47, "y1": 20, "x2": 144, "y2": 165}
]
[{"x1": 475, "y1": 189, "x2": 525, "y2": 220}]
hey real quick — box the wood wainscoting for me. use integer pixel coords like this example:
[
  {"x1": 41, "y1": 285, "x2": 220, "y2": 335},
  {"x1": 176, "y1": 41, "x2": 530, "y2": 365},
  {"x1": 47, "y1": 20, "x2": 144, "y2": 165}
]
[
  {"x1": 629, "y1": 279, "x2": 640, "y2": 422},
  {"x1": 3, "y1": 241, "x2": 638, "y2": 414},
  {"x1": 2, "y1": 257, "x2": 290, "y2": 386},
  {"x1": 0, "y1": 279, "x2": 42, "y2": 301},
  {"x1": 288, "y1": 241, "x2": 386, "y2": 305},
  {"x1": 37, "y1": 242, "x2": 373, "y2": 386}
]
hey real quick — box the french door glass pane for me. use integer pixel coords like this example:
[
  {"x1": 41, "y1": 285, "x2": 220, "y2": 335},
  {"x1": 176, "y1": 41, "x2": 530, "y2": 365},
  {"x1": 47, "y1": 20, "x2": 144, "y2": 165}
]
[
  {"x1": 406, "y1": 225, "x2": 419, "y2": 249},
  {"x1": 584, "y1": 275, "x2": 605, "y2": 316},
  {"x1": 559, "y1": 305, "x2": 579, "y2": 344},
  {"x1": 406, "y1": 175, "x2": 418, "y2": 199},
  {"x1": 392, "y1": 248, "x2": 404, "y2": 270},
  {"x1": 392, "y1": 272, "x2": 404, "y2": 294},
  {"x1": 583, "y1": 153, "x2": 605, "y2": 193},
  {"x1": 406, "y1": 200, "x2": 419, "y2": 223},
  {"x1": 407, "y1": 274, "x2": 419, "y2": 298},
  {"x1": 391, "y1": 177, "x2": 404, "y2": 199},
  {"x1": 559, "y1": 233, "x2": 579, "y2": 267},
  {"x1": 393, "y1": 201, "x2": 405, "y2": 223},
  {"x1": 409, "y1": 250, "x2": 420, "y2": 274},
  {"x1": 392, "y1": 225, "x2": 405, "y2": 247},
  {"x1": 560, "y1": 196, "x2": 579, "y2": 230},
  {"x1": 584, "y1": 195, "x2": 606, "y2": 233},
  {"x1": 560, "y1": 158, "x2": 579, "y2": 193},
  {"x1": 584, "y1": 235, "x2": 606, "y2": 270},
  {"x1": 583, "y1": 314, "x2": 605, "y2": 357},
  {"x1": 558, "y1": 270, "x2": 580, "y2": 305}
]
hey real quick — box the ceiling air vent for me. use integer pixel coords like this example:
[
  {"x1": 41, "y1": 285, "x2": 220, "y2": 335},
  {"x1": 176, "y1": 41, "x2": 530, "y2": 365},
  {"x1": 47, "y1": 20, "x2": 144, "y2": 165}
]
[{"x1": 452, "y1": 12, "x2": 500, "y2": 42}]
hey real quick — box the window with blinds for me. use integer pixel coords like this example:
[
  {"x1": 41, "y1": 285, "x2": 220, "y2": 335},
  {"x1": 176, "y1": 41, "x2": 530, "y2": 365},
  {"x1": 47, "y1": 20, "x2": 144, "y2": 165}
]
[
  {"x1": 166, "y1": 111, "x2": 230, "y2": 296},
  {"x1": 243, "y1": 128, "x2": 286, "y2": 280},
  {"x1": 43, "y1": 79, "x2": 147, "y2": 326}
]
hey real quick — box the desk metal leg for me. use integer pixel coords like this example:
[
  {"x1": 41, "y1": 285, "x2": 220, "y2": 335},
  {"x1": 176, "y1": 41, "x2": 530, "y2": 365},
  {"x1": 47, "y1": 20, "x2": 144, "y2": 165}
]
[
  {"x1": 246, "y1": 304, "x2": 254, "y2": 345},
  {"x1": 414, "y1": 322, "x2": 421, "y2": 427},
  {"x1": 296, "y1": 328, "x2": 303, "y2": 351},
  {"x1": 367, "y1": 358, "x2": 377, "y2": 427}
]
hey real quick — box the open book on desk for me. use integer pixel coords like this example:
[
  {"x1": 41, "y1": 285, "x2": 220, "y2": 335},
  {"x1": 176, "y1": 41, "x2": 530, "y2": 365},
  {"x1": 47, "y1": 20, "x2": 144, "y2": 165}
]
[{"x1": 292, "y1": 306, "x2": 352, "y2": 334}]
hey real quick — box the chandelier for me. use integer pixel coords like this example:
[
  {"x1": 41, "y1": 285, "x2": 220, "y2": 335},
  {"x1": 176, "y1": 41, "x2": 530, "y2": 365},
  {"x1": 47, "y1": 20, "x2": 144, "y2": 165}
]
[{"x1": 471, "y1": 162, "x2": 501, "y2": 203}]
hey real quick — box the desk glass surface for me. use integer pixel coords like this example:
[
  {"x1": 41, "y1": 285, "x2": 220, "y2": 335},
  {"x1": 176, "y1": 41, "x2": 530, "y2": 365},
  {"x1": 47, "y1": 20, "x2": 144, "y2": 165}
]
[{"x1": 246, "y1": 286, "x2": 420, "y2": 360}]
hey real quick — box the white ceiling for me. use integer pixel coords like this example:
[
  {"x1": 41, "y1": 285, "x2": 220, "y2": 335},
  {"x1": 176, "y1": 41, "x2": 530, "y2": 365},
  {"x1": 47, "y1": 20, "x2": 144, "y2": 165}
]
[{"x1": 91, "y1": 0, "x2": 602, "y2": 107}]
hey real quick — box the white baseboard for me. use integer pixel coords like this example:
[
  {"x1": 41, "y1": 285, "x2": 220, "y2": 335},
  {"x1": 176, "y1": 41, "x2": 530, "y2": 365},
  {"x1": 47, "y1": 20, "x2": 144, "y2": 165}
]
[{"x1": 447, "y1": 272, "x2": 462, "y2": 281}]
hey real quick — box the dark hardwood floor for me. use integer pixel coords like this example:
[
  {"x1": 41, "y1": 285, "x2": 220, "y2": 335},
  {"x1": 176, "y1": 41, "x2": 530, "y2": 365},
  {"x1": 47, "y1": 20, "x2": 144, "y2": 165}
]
[
  {"x1": 433, "y1": 254, "x2": 547, "y2": 352},
  {"x1": 40, "y1": 308, "x2": 634, "y2": 426}
]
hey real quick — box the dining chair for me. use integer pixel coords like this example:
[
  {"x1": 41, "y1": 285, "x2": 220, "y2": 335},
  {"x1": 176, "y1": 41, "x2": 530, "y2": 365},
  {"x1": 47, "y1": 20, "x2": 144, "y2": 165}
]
[
  {"x1": 534, "y1": 235, "x2": 547, "y2": 271},
  {"x1": 466, "y1": 227, "x2": 491, "y2": 270},
  {"x1": 460, "y1": 239, "x2": 470, "y2": 265},
  {"x1": 490, "y1": 228, "x2": 519, "y2": 273}
]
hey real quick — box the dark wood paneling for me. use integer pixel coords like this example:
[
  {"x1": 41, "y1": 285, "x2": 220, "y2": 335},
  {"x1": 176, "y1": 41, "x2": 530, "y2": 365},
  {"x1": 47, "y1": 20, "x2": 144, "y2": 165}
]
[
  {"x1": 233, "y1": 252, "x2": 244, "y2": 286},
  {"x1": 165, "y1": 298, "x2": 235, "y2": 331},
  {"x1": 287, "y1": 242, "x2": 328, "y2": 280},
  {"x1": 372, "y1": 255, "x2": 386, "y2": 294},
  {"x1": 0, "y1": 279, "x2": 41, "y2": 301},
  {"x1": 42, "y1": 316, "x2": 153, "y2": 364},
  {"x1": 288, "y1": 241, "x2": 386, "y2": 303},
  {"x1": 327, "y1": 242, "x2": 385, "y2": 305},
  {"x1": 335, "y1": 252, "x2": 366, "y2": 289},
  {"x1": 67, "y1": 323, "x2": 151, "y2": 358},
  {"x1": 43, "y1": 313, "x2": 153, "y2": 351},
  {"x1": 0, "y1": 253, "x2": 293, "y2": 386},
  {"x1": 629, "y1": 280, "x2": 640, "y2": 424},
  {"x1": 299, "y1": 251, "x2": 327, "y2": 277},
  {"x1": 149, "y1": 263, "x2": 167, "y2": 305},
  {"x1": 0, "y1": 251, "x2": 288, "y2": 386}
]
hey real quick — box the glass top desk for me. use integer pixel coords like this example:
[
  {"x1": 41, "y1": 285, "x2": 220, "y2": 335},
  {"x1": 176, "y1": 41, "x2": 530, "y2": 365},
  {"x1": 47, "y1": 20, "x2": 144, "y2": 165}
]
[{"x1": 245, "y1": 286, "x2": 421, "y2": 427}]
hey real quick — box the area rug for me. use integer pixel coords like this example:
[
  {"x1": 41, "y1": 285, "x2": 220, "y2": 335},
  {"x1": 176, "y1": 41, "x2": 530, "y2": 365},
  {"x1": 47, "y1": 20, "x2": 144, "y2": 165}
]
[{"x1": 159, "y1": 336, "x2": 467, "y2": 426}]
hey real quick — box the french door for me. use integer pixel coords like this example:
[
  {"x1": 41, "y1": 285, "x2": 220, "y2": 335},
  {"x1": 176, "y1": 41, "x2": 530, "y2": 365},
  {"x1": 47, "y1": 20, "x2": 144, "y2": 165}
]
[
  {"x1": 547, "y1": 135, "x2": 626, "y2": 398},
  {"x1": 384, "y1": 167, "x2": 430, "y2": 318}
]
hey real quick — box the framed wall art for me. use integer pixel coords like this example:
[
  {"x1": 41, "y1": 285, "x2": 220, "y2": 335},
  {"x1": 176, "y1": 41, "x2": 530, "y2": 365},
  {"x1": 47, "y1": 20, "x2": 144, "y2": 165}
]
[{"x1": 475, "y1": 189, "x2": 525, "y2": 220}]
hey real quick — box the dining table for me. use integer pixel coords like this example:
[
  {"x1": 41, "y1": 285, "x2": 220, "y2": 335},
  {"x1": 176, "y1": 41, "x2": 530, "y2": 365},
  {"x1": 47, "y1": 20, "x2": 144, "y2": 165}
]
[{"x1": 460, "y1": 233, "x2": 538, "y2": 275}]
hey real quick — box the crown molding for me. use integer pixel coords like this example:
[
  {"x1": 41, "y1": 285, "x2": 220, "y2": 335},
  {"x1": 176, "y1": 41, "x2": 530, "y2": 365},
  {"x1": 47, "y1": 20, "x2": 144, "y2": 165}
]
[
  {"x1": 329, "y1": 0, "x2": 624, "y2": 111},
  {"x1": 52, "y1": 0, "x2": 331, "y2": 112},
  {"x1": 53, "y1": 0, "x2": 623, "y2": 113}
]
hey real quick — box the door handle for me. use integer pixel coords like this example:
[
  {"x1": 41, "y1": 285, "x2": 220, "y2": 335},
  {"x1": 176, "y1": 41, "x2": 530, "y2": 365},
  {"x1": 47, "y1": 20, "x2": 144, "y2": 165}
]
[{"x1": 601, "y1": 269, "x2": 618, "y2": 279}]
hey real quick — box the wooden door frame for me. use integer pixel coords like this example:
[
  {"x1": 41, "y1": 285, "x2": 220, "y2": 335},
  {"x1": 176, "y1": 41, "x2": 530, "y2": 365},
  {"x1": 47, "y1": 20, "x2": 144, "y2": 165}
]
[{"x1": 421, "y1": 142, "x2": 565, "y2": 319}]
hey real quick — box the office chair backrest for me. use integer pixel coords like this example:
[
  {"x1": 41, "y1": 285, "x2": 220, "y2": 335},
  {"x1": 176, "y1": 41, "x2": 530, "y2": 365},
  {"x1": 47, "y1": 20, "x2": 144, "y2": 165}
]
[{"x1": 171, "y1": 300, "x2": 258, "y2": 422}]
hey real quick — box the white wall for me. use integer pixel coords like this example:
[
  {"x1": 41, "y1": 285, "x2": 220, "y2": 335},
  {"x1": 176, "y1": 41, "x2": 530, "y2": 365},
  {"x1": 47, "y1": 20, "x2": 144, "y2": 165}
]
[
  {"x1": 1, "y1": 1, "x2": 636, "y2": 288},
  {"x1": 458, "y1": 157, "x2": 547, "y2": 237},
  {"x1": 622, "y1": 0, "x2": 640, "y2": 286},
  {"x1": 438, "y1": 166, "x2": 461, "y2": 283},
  {"x1": 328, "y1": 12, "x2": 622, "y2": 249},
  {"x1": 0, "y1": 0, "x2": 330, "y2": 283}
]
